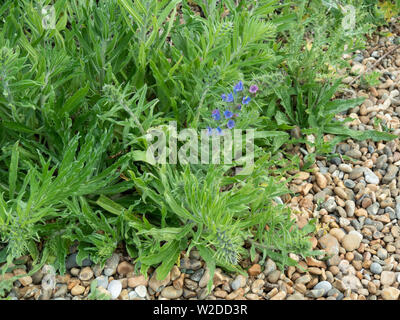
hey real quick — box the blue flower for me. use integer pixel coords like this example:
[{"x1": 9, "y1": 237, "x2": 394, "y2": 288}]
[
  {"x1": 227, "y1": 120, "x2": 235, "y2": 129},
  {"x1": 206, "y1": 126, "x2": 213, "y2": 135},
  {"x1": 226, "y1": 93, "x2": 234, "y2": 102},
  {"x1": 221, "y1": 94, "x2": 227, "y2": 101},
  {"x1": 216, "y1": 126, "x2": 224, "y2": 135},
  {"x1": 242, "y1": 96, "x2": 251, "y2": 104},
  {"x1": 224, "y1": 110, "x2": 233, "y2": 119},
  {"x1": 212, "y1": 109, "x2": 221, "y2": 121},
  {"x1": 233, "y1": 81, "x2": 243, "y2": 93},
  {"x1": 237, "y1": 104, "x2": 242, "y2": 110}
]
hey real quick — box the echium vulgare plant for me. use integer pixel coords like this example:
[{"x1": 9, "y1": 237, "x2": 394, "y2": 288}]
[{"x1": 207, "y1": 81, "x2": 259, "y2": 135}]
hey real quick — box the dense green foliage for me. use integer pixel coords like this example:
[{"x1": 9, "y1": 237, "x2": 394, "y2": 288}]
[{"x1": 0, "y1": 0, "x2": 398, "y2": 293}]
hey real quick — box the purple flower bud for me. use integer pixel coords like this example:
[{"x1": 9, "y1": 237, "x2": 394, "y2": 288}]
[{"x1": 249, "y1": 85, "x2": 259, "y2": 94}]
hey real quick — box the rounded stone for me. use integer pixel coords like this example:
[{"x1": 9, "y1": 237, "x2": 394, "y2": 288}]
[
  {"x1": 161, "y1": 286, "x2": 183, "y2": 299},
  {"x1": 370, "y1": 263, "x2": 382, "y2": 275},
  {"x1": 107, "y1": 280, "x2": 122, "y2": 299},
  {"x1": 313, "y1": 281, "x2": 332, "y2": 295},
  {"x1": 341, "y1": 234, "x2": 361, "y2": 251}
]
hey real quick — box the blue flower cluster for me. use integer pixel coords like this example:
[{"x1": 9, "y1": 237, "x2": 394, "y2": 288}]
[{"x1": 207, "y1": 81, "x2": 258, "y2": 135}]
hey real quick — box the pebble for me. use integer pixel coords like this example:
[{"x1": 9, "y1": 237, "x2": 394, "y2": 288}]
[
  {"x1": 128, "y1": 275, "x2": 148, "y2": 288},
  {"x1": 161, "y1": 286, "x2": 183, "y2": 299},
  {"x1": 315, "y1": 172, "x2": 328, "y2": 188},
  {"x1": 231, "y1": 275, "x2": 247, "y2": 290},
  {"x1": 107, "y1": 280, "x2": 122, "y2": 299},
  {"x1": 149, "y1": 271, "x2": 170, "y2": 292},
  {"x1": 96, "y1": 276, "x2": 109, "y2": 289},
  {"x1": 117, "y1": 261, "x2": 134, "y2": 275},
  {"x1": 264, "y1": 258, "x2": 277, "y2": 275},
  {"x1": 381, "y1": 287, "x2": 400, "y2": 300},
  {"x1": 306, "y1": 289, "x2": 325, "y2": 298},
  {"x1": 313, "y1": 281, "x2": 332, "y2": 295},
  {"x1": 248, "y1": 264, "x2": 261, "y2": 276},
  {"x1": 13, "y1": 269, "x2": 32, "y2": 287},
  {"x1": 370, "y1": 262, "x2": 383, "y2": 274},
  {"x1": 364, "y1": 168, "x2": 379, "y2": 184},
  {"x1": 104, "y1": 253, "x2": 120, "y2": 276},
  {"x1": 71, "y1": 285, "x2": 85, "y2": 296},
  {"x1": 323, "y1": 197, "x2": 337, "y2": 213},
  {"x1": 319, "y1": 234, "x2": 340, "y2": 255},
  {"x1": 79, "y1": 267, "x2": 93, "y2": 281},
  {"x1": 341, "y1": 234, "x2": 361, "y2": 251},
  {"x1": 135, "y1": 285, "x2": 147, "y2": 298},
  {"x1": 380, "y1": 271, "x2": 396, "y2": 286},
  {"x1": 267, "y1": 270, "x2": 281, "y2": 283}
]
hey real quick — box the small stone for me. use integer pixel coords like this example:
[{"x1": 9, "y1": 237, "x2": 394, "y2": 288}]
[
  {"x1": 345, "y1": 149, "x2": 362, "y2": 159},
  {"x1": 364, "y1": 168, "x2": 379, "y2": 184},
  {"x1": 345, "y1": 200, "x2": 355, "y2": 217},
  {"x1": 251, "y1": 279, "x2": 265, "y2": 294},
  {"x1": 306, "y1": 289, "x2": 325, "y2": 298},
  {"x1": 286, "y1": 292, "x2": 305, "y2": 300},
  {"x1": 231, "y1": 275, "x2": 247, "y2": 290},
  {"x1": 341, "y1": 234, "x2": 361, "y2": 251},
  {"x1": 381, "y1": 271, "x2": 396, "y2": 286},
  {"x1": 54, "y1": 284, "x2": 68, "y2": 298},
  {"x1": 344, "y1": 179, "x2": 356, "y2": 189},
  {"x1": 71, "y1": 285, "x2": 85, "y2": 296},
  {"x1": 377, "y1": 248, "x2": 388, "y2": 260},
  {"x1": 104, "y1": 253, "x2": 120, "y2": 276},
  {"x1": 161, "y1": 286, "x2": 183, "y2": 299},
  {"x1": 296, "y1": 274, "x2": 312, "y2": 285},
  {"x1": 96, "y1": 276, "x2": 109, "y2": 289},
  {"x1": 342, "y1": 274, "x2": 362, "y2": 291},
  {"x1": 190, "y1": 269, "x2": 204, "y2": 282},
  {"x1": 264, "y1": 258, "x2": 277, "y2": 276},
  {"x1": 315, "y1": 172, "x2": 328, "y2": 189},
  {"x1": 382, "y1": 165, "x2": 399, "y2": 184},
  {"x1": 319, "y1": 234, "x2": 340, "y2": 255},
  {"x1": 13, "y1": 270, "x2": 32, "y2": 287},
  {"x1": 79, "y1": 267, "x2": 93, "y2": 281},
  {"x1": 381, "y1": 287, "x2": 400, "y2": 300},
  {"x1": 70, "y1": 268, "x2": 80, "y2": 276},
  {"x1": 199, "y1": 268, "x2": 210, "y2": 288},
  {"x1": 149, "y1": 271, "x2": 170, "y2": 292},
  {"x1": 269, "y1": 291, "x2": 286, "y2": 300},
  {"x1": 248, "y1": 264, "x2": 261, "y2": 276},
  {"x1": 127, "y1": 275, "x2": 147, "y2": 288},
  {"x1": 370, "y1": 262, "x2": 382, "y2": 274},
  {"x1": 267, "y1": 270, "x2": 281, "y2": 283},
  {"x1": 169, "y1": 266, "x2": 180, "y2": 281},
  {"x1": 107, "y1": 280, "x2": 122, "y2": 299},
  {"x1": 313, "y1": 281, "x2": 332, "y2": 295},
  {"x1": 135, "y1": 285, "x2": 147, "y2": 298},
  {"x1": 214, "y1": 290, "x2": 228, "y2": 299},
  {"x1": 349, "y1": 167, "x2": 364, "y2": 180},
  {"x1": 117, "y1": 261, "x2": 134, "y2": 275}
]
